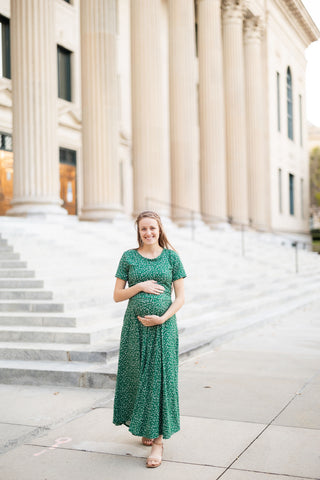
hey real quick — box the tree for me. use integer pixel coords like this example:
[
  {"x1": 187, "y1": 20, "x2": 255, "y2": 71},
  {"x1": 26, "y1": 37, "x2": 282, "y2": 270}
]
[{"x1": 310, "y1": 146, "x2": 320, "y2": 207}]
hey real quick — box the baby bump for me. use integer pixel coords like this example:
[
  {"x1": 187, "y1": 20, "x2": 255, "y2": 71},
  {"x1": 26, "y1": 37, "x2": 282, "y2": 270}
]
[{"x1": 129, "y1": 292, "x2": 172, "y2": 318}]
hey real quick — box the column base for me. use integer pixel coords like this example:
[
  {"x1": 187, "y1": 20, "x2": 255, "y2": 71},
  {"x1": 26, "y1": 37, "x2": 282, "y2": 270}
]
[
  {"x1": 79, "y1": 204, "x2": 124, "y2": 222},
  {"x1": 6, "y1": 198, "x2": 67, "y2": 218}
]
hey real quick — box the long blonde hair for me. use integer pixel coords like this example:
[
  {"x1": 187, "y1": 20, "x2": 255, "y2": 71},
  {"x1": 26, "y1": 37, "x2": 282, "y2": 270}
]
[{"x1": 135, "y1": 211, "x2": 175, "y2": 250}]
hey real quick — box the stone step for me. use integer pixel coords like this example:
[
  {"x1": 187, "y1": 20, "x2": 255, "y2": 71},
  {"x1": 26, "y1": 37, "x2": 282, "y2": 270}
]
[
  {"x1": 0, "y1": 279, "x2": 44, "y2": 288},
  {"x1": 0, "y1": 245, "x2": 13, "y2": 252},
  {"x1": 0, "y1": 342, "x2": 119, "y2": 363},
  {"x1": 0, "y1": 270, "x2": 35, "y2": 278},
  {"x1": 0, "y1": 239, "x2": 8, "y2": 246},
  {"x1": 0, "y1": 261, "x2": 27, "y2": 268},
  {"x1": 0, "y1": 301, "x2": 64, "y2": 313},
  {"x1": 0, "y1": 324, "x2": 117, "y2": 344},
  {"x1": 0, "y1": 313, "x2": 76, "y2": 327},
  {"x1": 0, "y1": 290, "x2": 52, "y2": 300},
  {"x1": 0, "y1": 252, "x2": 20, "y2": 260},
  {"x1": 178, "y1": 291, "x2": 320, "y2": 362},
  {"x1": 0, "y1": 359, "x2": 118, "y2": 388}
]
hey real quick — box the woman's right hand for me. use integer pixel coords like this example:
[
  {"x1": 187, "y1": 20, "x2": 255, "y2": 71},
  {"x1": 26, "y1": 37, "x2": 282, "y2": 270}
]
[{"x1": 139, "y1": 280, "x2": 165, "y2": 295}]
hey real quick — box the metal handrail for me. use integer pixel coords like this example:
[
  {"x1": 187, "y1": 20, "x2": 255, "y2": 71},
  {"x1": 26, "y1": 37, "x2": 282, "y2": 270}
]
[{"x1": 145, "y1": 196, "x2": 312, "y2": 273}]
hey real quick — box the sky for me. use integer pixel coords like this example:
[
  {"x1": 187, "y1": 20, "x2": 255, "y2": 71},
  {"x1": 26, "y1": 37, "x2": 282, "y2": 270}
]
[{"x1": 301, "y1": 0, "x2": 320, "y2": 127}]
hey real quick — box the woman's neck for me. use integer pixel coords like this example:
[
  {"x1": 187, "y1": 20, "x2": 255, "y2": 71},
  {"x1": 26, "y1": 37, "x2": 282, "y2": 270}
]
[{"x1": 138, "y1": 243, "x2": 163, "y2": 257}]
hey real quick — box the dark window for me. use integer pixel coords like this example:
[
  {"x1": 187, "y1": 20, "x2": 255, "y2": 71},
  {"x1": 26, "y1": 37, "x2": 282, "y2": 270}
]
[
  {"x1": 287, "y1": 67, "x2": 293, "y2": 140},
  {"x1": 194, "y1": 0, "x2": 198, "y2": 57},
  {"x1": 0, "y1": 132, "x2": 12, "y2": 151},
  {"x1": 0, "y1": 15, "x2": 10, "y2": 79},
  {"x1": 276, "y1": 72, "x2": 280, "y2": 131},
  {"x1": 59, "y1": 147, "x2": 76, "y2": 166},
  {"x1": 300, "y1": 178, "x2": 304, "y2": 218},
  {"x1": 57, "y1": 45, "x2": 72, "y2": 101},
  {"x1": 299, "y1": 94, "x2": 303, "y2": 147},
  {"x1": 278, "y1": 168, "x2": 282, "y2": 213},
  {"x1": 289, "y1": 173, "x2": 294, "y2": 215}
]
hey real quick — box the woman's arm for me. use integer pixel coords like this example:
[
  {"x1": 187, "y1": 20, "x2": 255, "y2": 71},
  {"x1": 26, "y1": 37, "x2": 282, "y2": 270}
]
[
  {"x1": 113, "y1": 278, "x2": 165, "y2": 303},
  {"x1": 138, "y1": 278, "x2": 185, "y2": 326}
]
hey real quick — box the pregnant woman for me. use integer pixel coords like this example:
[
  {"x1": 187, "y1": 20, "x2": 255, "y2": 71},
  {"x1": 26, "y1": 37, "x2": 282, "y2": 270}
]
[{"x1": 113, "y1": 211, "x2": 186, "y2": 468}]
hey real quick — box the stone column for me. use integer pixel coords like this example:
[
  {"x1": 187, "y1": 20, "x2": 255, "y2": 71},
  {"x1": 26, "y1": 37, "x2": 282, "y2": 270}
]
[
  {"x1": 79, "y1": 0, "x2": 122, "y2": 221},
  {"x1": 198, "y1": 0, "x2": 227, "y2": 224},
  {"x1": 169, "y1": 0, "x2": 200, "y2": 224},
  {"x1": 131, "y1": 0, "x2": 170, "y2": 215},
  {"x1": 244, "y1": 15, "x2": 268, "y2": 230},
  {"x1": 222, "y1": 0, "x2": 248, "y2": 225},
  {"x1": 7, "y1": 0, "x2": 66, "y2": 217}
]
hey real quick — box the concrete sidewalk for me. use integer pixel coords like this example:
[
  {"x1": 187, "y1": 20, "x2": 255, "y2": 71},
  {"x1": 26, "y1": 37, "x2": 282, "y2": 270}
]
[{"x1": 0, "y1": 300, "x2": 319, "y2": 479}]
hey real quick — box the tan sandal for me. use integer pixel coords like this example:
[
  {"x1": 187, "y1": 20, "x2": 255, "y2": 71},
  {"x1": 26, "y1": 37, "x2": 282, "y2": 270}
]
[
  {"x1": 142, "y1": 437, "x2": 153, "y2": 446},
  {"x1": 146, "y1": 441, "x2": 163, "y2": 468}
]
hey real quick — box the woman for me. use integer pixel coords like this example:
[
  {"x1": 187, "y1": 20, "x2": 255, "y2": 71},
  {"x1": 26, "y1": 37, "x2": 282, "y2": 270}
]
[{"x1": 113, "y1": 211, "x2": 186, "y2": 468}]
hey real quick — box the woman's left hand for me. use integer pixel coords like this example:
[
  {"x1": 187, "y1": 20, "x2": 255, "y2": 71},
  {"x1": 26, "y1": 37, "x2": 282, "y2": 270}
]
[{"x1": 137, "y1": 315, "x2": 164, "y2": 327}]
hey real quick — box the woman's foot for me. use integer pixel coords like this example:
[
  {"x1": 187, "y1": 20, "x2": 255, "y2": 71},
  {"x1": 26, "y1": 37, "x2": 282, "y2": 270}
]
[
  {"x1": 142, "y1": 437, "x2": 153, "y2": 446},
  {"x1": 146, "y1": 440, "x2": 163, "y2": 468}
]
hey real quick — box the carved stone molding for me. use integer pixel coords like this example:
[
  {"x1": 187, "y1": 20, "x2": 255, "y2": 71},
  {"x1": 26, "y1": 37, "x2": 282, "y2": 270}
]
[
  {"x1": 243, "y1": 15, "x2": 264, "y2": 42},
  {"x1": 222, "y1": 0, "x2": 243, "y2": 22}
]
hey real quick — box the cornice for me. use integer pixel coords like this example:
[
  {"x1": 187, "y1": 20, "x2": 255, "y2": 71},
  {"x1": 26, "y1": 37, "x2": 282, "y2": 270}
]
[{"x1": 273, "y1": 0, "x2": 320, "y2": 45}]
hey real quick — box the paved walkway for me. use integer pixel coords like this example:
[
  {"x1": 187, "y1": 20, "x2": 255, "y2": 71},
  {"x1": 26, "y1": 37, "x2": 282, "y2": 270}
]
[{"x1": 0, "y1": 300, "x2": 319, "y2": 479}]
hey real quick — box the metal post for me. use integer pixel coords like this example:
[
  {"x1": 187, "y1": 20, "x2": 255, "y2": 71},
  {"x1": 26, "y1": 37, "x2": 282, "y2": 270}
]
[
  {"x1": 292, "y1": 241, "x2": 298, "y2": 273},
  {"x1": 191, "y1": 210, "x2": 195, "y2": 241},
  {"x1": 241, "y1": 224, "x2": 245, "y2": 256}
]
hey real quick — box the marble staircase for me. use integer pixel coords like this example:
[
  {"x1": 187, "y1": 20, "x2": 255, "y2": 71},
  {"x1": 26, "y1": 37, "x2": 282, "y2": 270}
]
[{"x1": 0, "y1": 216, "x2": 319, "y2": 388}]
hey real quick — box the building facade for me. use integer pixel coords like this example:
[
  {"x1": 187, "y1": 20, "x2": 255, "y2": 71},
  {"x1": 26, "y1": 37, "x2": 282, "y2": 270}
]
[{"x1": 0, "y1": 0, "x2": 318, "y2": 233}]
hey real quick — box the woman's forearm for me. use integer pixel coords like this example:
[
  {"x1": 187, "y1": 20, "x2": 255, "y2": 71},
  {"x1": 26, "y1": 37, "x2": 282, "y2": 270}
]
[
  {"x1": 114, "y1": 283, "x2": 142, "y2": 302},
  {"x1": 160, "y1": 296, "x2": 184, "y2": 323}
]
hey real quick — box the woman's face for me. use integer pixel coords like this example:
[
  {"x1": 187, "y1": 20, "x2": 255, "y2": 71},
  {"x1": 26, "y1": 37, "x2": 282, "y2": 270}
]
[{"x1": 138, "y1": 217, "x2": 160, "y2": 246}]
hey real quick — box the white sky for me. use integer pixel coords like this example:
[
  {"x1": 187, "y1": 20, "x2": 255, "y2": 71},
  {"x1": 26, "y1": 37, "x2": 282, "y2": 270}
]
[{"x1": 301, "y1": 0, "x2": 320, "y2": 126}]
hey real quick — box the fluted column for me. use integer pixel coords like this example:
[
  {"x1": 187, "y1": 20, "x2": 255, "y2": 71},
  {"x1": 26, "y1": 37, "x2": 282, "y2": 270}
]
[
  {"x1": 79, "y1": 0, "x2": 122, "y2": 220},
  {"x1": 7, "y1": 0, "x2": 66, "y2": 217},
  {"x1": 169, "y1": 0, "x2": 200, "y2": 224},
  {"x1": 222, "y1": 0, "x2": 248, "y2": 225},
  {"x1": 131, "y1": 0, "x2": 170, "y2": 215},
  {"x1": 198, "y1": 0, "x2": 227, "y2": 224},
  {"x1": 244, "y1": 16, "x2": 268, "y2": 230}
]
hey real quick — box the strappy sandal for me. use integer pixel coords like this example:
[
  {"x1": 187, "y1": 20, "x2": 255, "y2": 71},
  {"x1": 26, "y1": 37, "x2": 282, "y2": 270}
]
[
  {"x1": 142, "y1": 437, "x2": 153, "y2": 446},
  {"x1": 146, "y1": 441, "x2": 163, "y2": 468}
]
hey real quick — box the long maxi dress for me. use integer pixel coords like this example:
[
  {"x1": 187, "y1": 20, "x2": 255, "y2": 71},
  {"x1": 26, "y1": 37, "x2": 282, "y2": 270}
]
[{"x1": 112, "y1": 248, "x2": 186, "y2": 440}]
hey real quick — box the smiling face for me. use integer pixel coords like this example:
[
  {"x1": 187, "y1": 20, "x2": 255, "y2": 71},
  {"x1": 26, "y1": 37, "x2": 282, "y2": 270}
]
[{"x1": 138, "y1": 217, "x2": 160, "y2": 247}]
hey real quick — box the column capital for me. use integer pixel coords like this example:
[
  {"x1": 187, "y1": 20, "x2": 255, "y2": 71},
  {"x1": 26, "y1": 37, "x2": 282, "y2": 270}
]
[
  {"x1": 243, "y1": 15, "x2": 264, "y2": 42},
  {"x1": 222, "y1": 0, "x2": 245, "y2": 22}
]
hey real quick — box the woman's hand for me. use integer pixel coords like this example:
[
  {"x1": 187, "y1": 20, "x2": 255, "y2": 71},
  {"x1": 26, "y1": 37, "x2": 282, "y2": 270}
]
[
  {"x1": 137, "y1": 315, "x2": 164, "y2": 327},
  {"x1": 139, "y1": 280, "x2": 165, "y2": 295}
]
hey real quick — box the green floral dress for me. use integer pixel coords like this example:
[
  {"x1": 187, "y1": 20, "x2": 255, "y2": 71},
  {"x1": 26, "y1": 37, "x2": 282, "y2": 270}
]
[{"x1": 113, "y1": 248, "x2": 186, "y2": 440}]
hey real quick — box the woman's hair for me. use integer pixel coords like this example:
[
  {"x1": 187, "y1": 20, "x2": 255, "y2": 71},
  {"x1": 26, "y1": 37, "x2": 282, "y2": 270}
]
[{"x1": 135, "y1": 211, "x2": 175, "y2": 250}]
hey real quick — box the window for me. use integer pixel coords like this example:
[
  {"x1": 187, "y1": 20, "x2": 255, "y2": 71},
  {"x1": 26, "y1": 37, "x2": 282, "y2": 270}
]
[
  {"x1": 59, "y1": 147, "x2": 76, "y2": 165},
  {"x1": 289, "y1": 173, "x2": 294, "y2": 215},
  {"x1": 299, "y1": 95, "x2": 303, "y2": 147},
  {"x1": 287, "y1": 67, "x2": 293, "y2": 140},
  {"x1": 278, "y1": 168, "x2": 282, "y2": 213},
  {"x1": 300, "y1": 178, "x2": 304, "y2": 218},
  {"x1": 276, "y1": 72, "x2": 281, "y2": 131},
  {"x1": 0, "y1": 132, "x2": 12, "y2": 151},
  {"x1": 0, "y1": 15, "x2": 10, "y2": 79},
  {"x1": 194, "y1": 1, "x2": 198, "y2": 57},
  {"x1": 57, "y1": 45, "x2": 72, "y2": 101}
]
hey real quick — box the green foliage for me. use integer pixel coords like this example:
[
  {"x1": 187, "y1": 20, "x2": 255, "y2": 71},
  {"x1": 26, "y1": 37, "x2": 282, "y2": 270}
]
[{"x1": 310, "y1": 147, "x2": 320, "y2": 206}]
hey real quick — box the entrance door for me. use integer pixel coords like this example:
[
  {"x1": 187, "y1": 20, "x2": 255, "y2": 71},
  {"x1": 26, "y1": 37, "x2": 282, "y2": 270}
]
[
  {"x1": 0, "y1": 134, "x2": 13, "y2": 215},
  {"x1": 59, "y1": 147, "x2": 77, "y2": 215}
]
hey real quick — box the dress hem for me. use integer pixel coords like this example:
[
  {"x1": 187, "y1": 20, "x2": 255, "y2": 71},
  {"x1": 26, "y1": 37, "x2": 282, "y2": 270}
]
[{"x1": 113, "y1": 420, "x2": 180, "y2": 440}]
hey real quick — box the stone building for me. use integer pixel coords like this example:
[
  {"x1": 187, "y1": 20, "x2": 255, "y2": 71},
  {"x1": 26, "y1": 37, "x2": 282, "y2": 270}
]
[{"x1": 0, "y1": 0, "x2": 318, "y2": 234}]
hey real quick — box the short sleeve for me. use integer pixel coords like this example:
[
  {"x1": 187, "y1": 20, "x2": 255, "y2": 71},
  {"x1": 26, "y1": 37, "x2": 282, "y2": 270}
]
[
  {"x1": 170, "y1": 251, "x2": 186, "y2": 282},
  {"x1": 115, "y1": 252, "x2": 129, "y2": 281}
]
